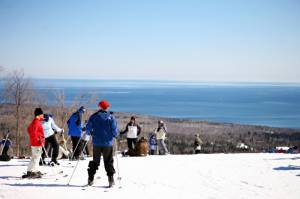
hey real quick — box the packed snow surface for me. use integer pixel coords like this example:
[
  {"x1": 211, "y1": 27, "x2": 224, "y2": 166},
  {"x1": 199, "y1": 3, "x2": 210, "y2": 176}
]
[{"x1": 1, "y1": 153, "x2": 300, "y2": 199}]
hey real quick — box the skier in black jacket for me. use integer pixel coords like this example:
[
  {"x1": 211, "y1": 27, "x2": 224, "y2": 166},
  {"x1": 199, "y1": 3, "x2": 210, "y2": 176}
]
[{"x1": 121, "y1": 116, "x2": 141, "y2": 151}]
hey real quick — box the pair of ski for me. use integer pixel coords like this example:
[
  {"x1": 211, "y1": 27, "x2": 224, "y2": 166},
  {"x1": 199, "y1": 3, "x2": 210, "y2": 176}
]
[
  {"x1": 21, "y1": 161, "x2": 67, "y2": 180},
  {"x1": 21, "y1": 170, "x2": 67, "y2": 180},
  {"x1": 81, "y1": 177, "x2": 122, "y2": 191}
]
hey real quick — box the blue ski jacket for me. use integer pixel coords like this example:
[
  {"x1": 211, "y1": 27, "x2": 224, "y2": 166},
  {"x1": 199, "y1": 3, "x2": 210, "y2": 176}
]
[
  {"x1": 67, "y1": 110, "x2": 85, "y2": 137},
  {"x1": 86, "y1": 110, "x2": 119, "y2": 147}
]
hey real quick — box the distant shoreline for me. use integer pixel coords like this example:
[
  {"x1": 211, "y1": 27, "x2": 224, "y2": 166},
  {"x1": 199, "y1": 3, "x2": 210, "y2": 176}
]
[{"x1": 115, "y1": 111, "x2": 300, "y2": 131}]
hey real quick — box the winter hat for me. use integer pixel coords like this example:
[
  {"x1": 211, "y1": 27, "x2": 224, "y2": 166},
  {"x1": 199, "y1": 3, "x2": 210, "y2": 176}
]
[
  {"x1": 34, "y1": 108, "x2": 43, "y2": 117},
  {"x1": 78, "y1": 106, "x2": 86, "y2": 113},
  {"x1": 158, "y1": 120, "x2": 164, "y2": 125},
  {"x1": 98, "y1": 100, "x2": 110, "y2": 110}
]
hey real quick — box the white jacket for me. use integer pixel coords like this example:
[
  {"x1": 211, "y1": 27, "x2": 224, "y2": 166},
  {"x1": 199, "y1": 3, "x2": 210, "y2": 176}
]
[
  {"x1": 42, "y1": 117, "x2": 62, "y2": 138},
  {"x1": 127, "y1": 126, "x2": 138, "y2": 139},
  {"x1": 154, "y1": 127, "x2": 167, "y2": 140}
]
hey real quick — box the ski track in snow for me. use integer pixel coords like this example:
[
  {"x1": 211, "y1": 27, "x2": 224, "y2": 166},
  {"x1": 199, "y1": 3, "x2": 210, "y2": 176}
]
[{"x1": 1, "y1": 153, "x2": 300, "y2": 199}]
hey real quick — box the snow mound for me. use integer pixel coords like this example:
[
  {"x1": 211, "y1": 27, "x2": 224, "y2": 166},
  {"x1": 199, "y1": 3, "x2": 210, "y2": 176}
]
[{"x1": 1, "y1": 153, "x2": 300, "y2": 199}]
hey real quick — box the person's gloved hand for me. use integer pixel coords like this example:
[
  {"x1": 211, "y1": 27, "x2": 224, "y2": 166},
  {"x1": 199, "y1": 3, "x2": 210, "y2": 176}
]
[
  {"x1": 84, "y1": 134, "x2": 91, "y2": 141},
  {"x1": 82, "y1": 126, "x2": 86, "y2": 131}
]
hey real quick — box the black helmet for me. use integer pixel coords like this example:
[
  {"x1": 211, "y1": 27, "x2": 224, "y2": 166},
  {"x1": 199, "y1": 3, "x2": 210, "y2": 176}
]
[{"x1": 78, "y1": 106, "x2": 86, "y2": 112}]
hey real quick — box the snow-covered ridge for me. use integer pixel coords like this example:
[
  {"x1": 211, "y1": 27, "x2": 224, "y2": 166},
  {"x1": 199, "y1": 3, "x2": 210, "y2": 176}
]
[{"x1": 0, "y1": 153, "x2": 300, "y2": 199}]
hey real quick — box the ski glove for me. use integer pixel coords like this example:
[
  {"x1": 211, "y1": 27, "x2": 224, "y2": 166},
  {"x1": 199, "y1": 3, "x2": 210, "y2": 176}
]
[{"x1": 84, "y1": 134, "x2": 91, "y2": 141}]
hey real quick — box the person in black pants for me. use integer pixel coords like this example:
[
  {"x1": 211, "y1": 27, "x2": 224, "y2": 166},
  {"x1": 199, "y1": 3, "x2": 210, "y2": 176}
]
[
  {"x1": 67, "y1": 106, "x2": 86, "y2": 160},
  {"x1": 86, "y1": 100, "x2": 119, "y2": 187},
  {"x1": 70, "y1": 136, "x2": 82, "y2": 159},
  {"x1": 120, "y1": 116, "x2": 141, "y2": 153},
  {"x1": 0, "y1": 136, "x2": 12, "y2": 161},
  {"x1": 41, "y1": 114, "x2": 63, "y2": 165}
]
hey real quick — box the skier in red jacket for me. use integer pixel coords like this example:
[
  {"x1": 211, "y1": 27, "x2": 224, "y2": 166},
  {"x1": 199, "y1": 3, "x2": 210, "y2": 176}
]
[{"x1": 22, "y1": 108, "x2": 45, "y2": 178}]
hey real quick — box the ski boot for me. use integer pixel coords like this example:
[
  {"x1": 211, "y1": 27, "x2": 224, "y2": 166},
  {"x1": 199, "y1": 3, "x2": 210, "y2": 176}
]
[
  {"x1": 39, "y1": 159, "x2": 46, "y2": 166},
  {"x1": 88, "y1": 178, "x2": 94, "y2": 186},
  {"x1": 22, "y1": 171, "x2": 42, "y2": 179},
  {"x1": 87, "y1": 161, "x2": 99, "y2": 186},
  {"x1": 108, "y1": 176, "x2": 115, "y2": 188},
  {"x1": 50, "y1": 160, "x2": 60, "y2": 166}
]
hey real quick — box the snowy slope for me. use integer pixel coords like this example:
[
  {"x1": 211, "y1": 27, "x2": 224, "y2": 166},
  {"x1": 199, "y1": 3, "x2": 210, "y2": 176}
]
[{"x1": 0, "y1": 153, "x2": 300, "y2": 199}]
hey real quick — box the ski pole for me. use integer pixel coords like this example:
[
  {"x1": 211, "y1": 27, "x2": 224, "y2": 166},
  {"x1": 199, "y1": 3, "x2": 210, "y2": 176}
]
[
  {"x1": 115, "y1": 139, "x2": 122, "y2": 188},
  {"x1": 67, "y1": 139, "x2": 89, "y2": 185},
  {"x1": 70, "y1": 136, "x2": 83, "y2": 160},
  {"x1": 41, "y1": 145, "x2": 60, "y2": 180},
  {"x1": 0, "y1": 132, "x2": 10, "y2": 155},
  {"x1": 41, "y1": 145, "x2": 51, "y2": 164},
  {"x1": 40, "y1": 157, "x2": 45, "y2": 166}
]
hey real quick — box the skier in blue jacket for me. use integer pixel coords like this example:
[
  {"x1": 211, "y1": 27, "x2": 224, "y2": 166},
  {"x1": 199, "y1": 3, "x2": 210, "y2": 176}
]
[
  {"x1": 86, "y1": 100, "x2": 119, "y2": 187},
  {"x1": 67, "y1": 106, "x2": 86, "y2": 160}
]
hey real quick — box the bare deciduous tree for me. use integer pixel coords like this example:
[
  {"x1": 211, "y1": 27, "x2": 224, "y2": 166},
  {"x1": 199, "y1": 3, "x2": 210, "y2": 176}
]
[
  {"x1": 54, "y1": 89, "x2": 69, "y2": 129},
  {"x1": 4, "y1": 69, "x2": 34, "y2": 157}
]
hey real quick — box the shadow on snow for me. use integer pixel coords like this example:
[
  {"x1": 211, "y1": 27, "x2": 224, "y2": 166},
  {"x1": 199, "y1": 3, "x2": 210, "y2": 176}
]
[
  {"x1": 273, "y1": 165, "x2": 300, "y2": 175},
  {"x1": 5, "y1": 183, "x2": 84, "y2": 188}
]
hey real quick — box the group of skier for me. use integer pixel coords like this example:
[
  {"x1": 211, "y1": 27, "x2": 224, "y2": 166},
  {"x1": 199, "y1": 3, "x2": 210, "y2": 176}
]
[
  {"x1": 0, "y1": 99, "x2": 204, "y2": 187},
  {"x1": 18, "y1": 99, "x2": 172, "y2": 188},
  {"x1": 20, "y1": 100, "x2": 116, "y2": 187},
  {"x1": 120, "y1": 117, "x2": 169, "y2": 156}
]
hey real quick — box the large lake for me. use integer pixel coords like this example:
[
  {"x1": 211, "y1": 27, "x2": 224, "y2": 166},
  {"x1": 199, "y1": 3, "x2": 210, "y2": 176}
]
[{"x1": 2, "y1": 79, "x2": 300, "y2": 129}]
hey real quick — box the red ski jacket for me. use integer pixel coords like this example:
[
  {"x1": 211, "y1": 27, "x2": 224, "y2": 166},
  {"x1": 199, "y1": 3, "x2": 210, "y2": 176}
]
[{"x1": 27, "y1": 118, "x2": 45, "y2": 147}]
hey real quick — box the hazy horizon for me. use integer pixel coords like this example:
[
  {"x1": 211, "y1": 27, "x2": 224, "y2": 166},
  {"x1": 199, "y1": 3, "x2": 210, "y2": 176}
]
[{"x1": 32, "y1": 77, "x2": 300, "y2": 84}]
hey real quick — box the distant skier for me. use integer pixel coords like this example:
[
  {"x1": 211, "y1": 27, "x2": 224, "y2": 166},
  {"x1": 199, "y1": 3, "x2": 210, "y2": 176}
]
[
  {"x1": 194, "y1": 134, "x2": 203, "y2": 154},
  {"x1": 120, "y1": 116, "x2": 141, "y2": 152},
  {"x1": 22, "y1": 108, "x2": 45, "y2": 178},
  {"x1": 0, "y1": 135, "x2": 12, "y2": 161},
  {"x1": 67, "y1": 106, "x2": 86, "y2": 160},
  {"x1": 41, "y1": 113, "x2": 64, "y2": 165},
  {"x1": 86, "y1": 100, "x2": 119, "y2": 187},
  {"x1": 149, "y1": 133, "x2": 157, "y2": 155},
  {"x1": 154, "y1": 120, "x2": 169, "y2": 155}
]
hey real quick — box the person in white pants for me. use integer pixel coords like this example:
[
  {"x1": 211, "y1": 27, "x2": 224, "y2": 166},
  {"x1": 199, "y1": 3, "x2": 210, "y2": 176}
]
[{"x1": 23, "y1": 108, "x2": 45, "y2": 179}]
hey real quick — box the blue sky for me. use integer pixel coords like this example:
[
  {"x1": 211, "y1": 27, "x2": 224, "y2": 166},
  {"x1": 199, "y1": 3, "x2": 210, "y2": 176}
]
[{"x1": 0, "y1": 0, "x2": 299, "y2": 82}]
